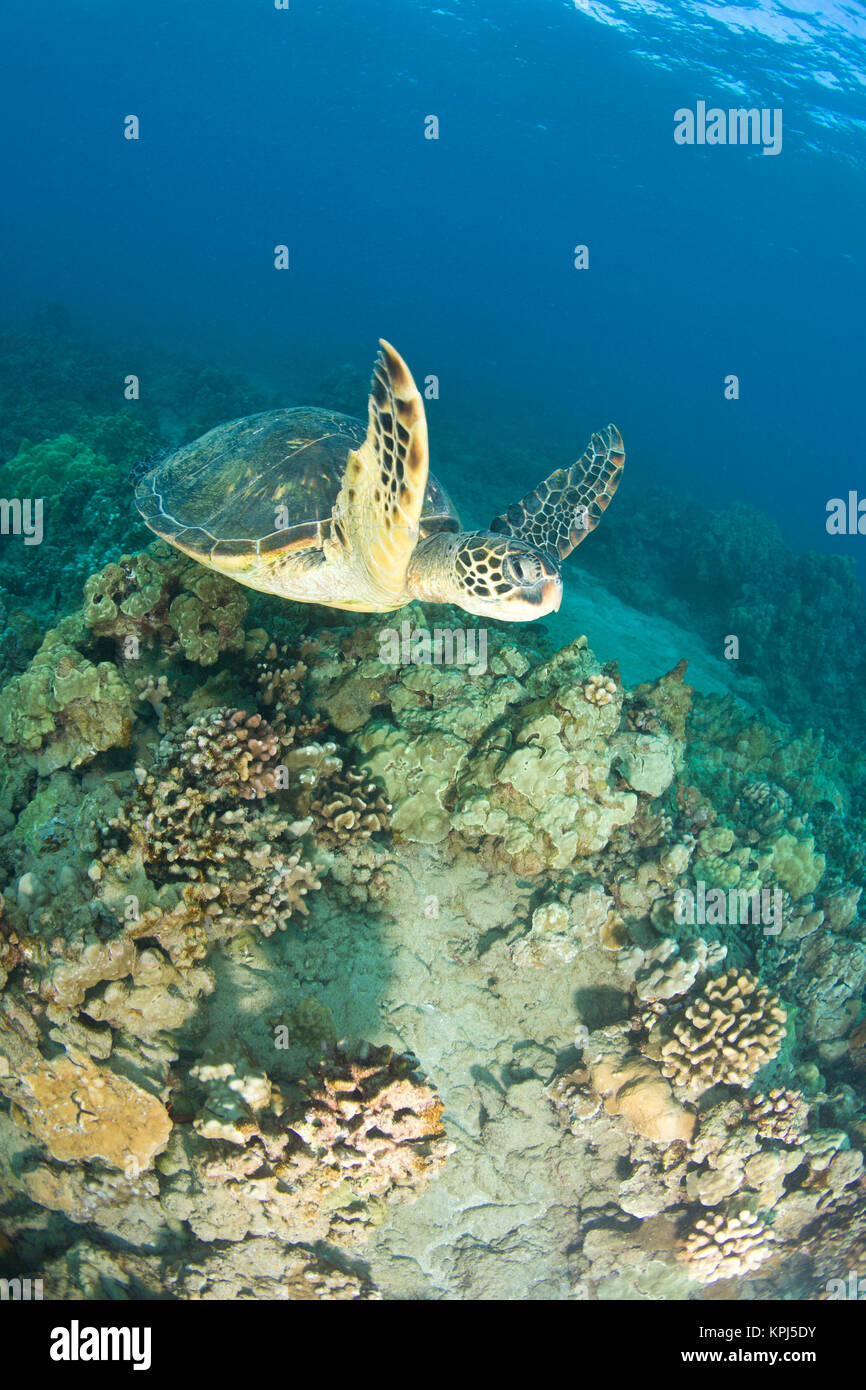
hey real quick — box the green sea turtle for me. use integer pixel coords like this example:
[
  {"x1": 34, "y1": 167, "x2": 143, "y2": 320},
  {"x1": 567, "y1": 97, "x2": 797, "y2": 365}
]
[{"x1": 135, "y1": 340, "x2": 624, "y2": 621}]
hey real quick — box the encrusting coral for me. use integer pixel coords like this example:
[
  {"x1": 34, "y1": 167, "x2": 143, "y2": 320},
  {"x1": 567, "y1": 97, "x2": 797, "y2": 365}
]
[
  {"x1": 83, "y1": 547, "x2": 248, "y2": 667},
  {"x1": 588, "y1": 1043, "x2": 696, "y2": 1144},
  {"x1": 11, "y1": 1047, "x2": 171, "y2": 1173},
  {"x1": 0, "y1": 616, "x2": 135, "y2": 775}
]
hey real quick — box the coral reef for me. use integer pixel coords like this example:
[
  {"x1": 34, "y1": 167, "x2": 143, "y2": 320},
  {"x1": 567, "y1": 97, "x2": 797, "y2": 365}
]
[
  {"x1": 582, "y1": 486, "x2": 866, "y2": 741},
  {"x1": 340, "y1": 628, "x2": 654, "y2": 873},
  {"x1": 32, "y1": 1236, "x2": 377, "y2": 1301},
  {"x1": 0, "y1": 497, "x2": 864, "y2": 1302},
  {"x1": 0, "y1": 308, "x2": 270, "y2": 469}
]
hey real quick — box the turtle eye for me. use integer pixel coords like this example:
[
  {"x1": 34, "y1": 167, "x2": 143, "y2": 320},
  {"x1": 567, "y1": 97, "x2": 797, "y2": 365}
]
[{"x1": 504, "y1": 552, "x2": 543, "y2": 587}]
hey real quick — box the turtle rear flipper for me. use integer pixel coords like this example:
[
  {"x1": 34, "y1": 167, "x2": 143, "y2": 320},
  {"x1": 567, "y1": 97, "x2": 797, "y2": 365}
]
[
  {"x1": 329, "y1": 339, "x2": 429, "y2": 608},
  {"x1": 490, "y1": 424, "x2": 624, "y2": 562}
]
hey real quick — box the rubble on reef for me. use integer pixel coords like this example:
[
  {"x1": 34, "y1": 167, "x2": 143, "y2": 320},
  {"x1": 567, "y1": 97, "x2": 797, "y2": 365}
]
[{"x1": 0, "y1": 543, "x2": 865, "y2": 1301}]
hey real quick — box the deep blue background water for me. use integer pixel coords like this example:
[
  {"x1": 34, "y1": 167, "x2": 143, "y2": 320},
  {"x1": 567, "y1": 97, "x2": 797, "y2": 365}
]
[{"x1": 0, "y1": 0, "x2": 864, "y2": 564}]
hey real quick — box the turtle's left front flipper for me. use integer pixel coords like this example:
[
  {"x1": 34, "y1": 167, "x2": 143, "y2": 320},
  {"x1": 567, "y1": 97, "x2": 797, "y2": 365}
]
[
  {"x1": 490, "y1": 424, "x2": 624, "y2": 562},
  {"x1": 330, "y1": 339, "x2": 429, "y2": 609}
]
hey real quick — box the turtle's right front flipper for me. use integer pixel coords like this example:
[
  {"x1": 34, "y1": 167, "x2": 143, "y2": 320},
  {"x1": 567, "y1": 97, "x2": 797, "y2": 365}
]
[{"x1": 490, "y1": 424, "x2": 624, "y2": 562}]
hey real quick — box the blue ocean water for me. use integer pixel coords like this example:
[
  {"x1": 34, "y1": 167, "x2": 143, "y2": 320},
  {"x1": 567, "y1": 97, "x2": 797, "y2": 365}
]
[{"x1": 1, "y1": 0, "x2": 863, "y2": 561}]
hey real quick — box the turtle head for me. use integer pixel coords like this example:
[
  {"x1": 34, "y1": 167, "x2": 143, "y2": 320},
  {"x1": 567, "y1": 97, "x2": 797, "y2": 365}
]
[{"x1": 407, "y1": 531, "x2": 562, "y2": 621}]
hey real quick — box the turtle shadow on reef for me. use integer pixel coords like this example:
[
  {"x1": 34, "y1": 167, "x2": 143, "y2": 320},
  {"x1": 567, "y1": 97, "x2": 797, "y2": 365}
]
[{"x1": 572, "y1": 985, "x2": 632, "y2": 1032}]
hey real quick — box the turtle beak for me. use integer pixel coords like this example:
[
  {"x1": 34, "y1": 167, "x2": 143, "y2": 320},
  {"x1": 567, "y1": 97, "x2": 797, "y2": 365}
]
[{"x1": 542, "y1": 575, "x2": 563, "y2": 614}]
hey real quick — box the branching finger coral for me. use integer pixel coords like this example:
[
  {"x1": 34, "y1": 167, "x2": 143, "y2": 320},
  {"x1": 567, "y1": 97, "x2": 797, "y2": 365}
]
[
  {"x1": 745, "y1": 1088, "x2": 810, "y2": 1145},
  {"x1": 256, "y1": 641, "x2": 308, "y2": 714},
  {"x1": 647, "y1": 968, "x2": 787, "y2": 1097},
  {"x1": 583, "y1": 674, "x2": 617, "y2": 707},
  {"x1": 159, "y1": 1042, "x2": 452, "y2": 1247},
  {"x1": 308, "y1": 768, "x2": 391, "y2": 847},
  {"x1": 679, "y1": 1209, "x2": 775, "y2": 1284},
  {"x1": 98, "y1": 707, "x2": 326, "y2": 940},
  {"x1": 290, "y1": 1043, "x2": 452, "y2": 1196}
]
